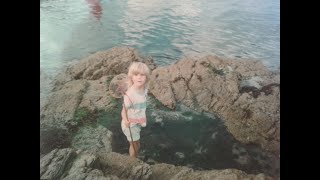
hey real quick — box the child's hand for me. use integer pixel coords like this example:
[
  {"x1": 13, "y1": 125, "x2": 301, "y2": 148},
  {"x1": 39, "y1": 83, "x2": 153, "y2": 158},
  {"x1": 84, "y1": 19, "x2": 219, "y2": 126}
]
[{"x1": 124, "y1": 120, "x2": 130, "y2": 128}]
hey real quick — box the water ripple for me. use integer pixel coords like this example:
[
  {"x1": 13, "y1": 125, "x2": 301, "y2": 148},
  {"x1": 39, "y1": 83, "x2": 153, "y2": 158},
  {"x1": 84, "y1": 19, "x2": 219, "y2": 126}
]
[{"x1": 41, "y1": 0, "x2": 280, "y2": 98}]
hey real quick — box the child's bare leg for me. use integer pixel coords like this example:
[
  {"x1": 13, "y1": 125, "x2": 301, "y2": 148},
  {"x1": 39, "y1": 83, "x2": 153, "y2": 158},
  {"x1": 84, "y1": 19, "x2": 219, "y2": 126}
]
[
  {"x1": 129, "y1": 141, "x2": 135, "y2": 157},
  {"x1": 129, "y1": 141, "x2": 140, "y2": 158},
  {"x1": 134, "y1": 140, "x2": 140, "y2": 158}
]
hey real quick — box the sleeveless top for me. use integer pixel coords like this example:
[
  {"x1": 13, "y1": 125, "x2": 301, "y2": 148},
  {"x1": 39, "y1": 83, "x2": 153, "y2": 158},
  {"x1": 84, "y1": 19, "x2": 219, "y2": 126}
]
[{"x1": 123, "y1": 88, "x2": 147, "y2": 126}]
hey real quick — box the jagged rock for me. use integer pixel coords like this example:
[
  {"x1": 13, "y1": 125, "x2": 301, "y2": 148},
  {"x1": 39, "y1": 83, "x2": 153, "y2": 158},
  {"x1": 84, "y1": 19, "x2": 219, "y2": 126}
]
[
  {"x1": 40, "y1": 80, "x2": 88, "y2": 129},
  {"x1": 150, "y1": 163, "x2": 272, "y2": 180},
  {"x1": 40, "y1": 47, "x2": 279, "y2": 179},
  {"x1": 78, "y1": 75, "x2": 117, "y2": 112},
  {"x1": 226, "y1": 86, "x2": 280, "y2": 154},
  {"x1": 40, "y1": 148, "x2": 76, "y2": 180},
  {"x1": 99, "y1": 152, "x2": 152, "y2": 180},
  {"x1": 40, "y1": 47, "x2": 157, "y2": 130},
  {"x1": 53, "y1": 47, "x2": 156, "y2": 89},
  {"x1": 61, "y1": 151, "x2": 120, "y2": 180},
  {"x1": 42, "y1": 148, "x2": 273, "y2": 180},
  {"x1": 40, "y1": 127, "x2": 72, "y2": 155},
  {"x1": 148, "y1": 55, "x2": 280, "y2": 156},
  {"x1": 72, "y1": 125, "x2": 113, "y2": 154}
]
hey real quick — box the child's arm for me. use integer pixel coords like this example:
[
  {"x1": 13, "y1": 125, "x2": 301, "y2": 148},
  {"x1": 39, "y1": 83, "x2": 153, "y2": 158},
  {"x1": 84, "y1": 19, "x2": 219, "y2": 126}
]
[
  {"x1": 121, "y1": 106, "x2": 130, "y2": 126},
  {"x1": 121, "y1": 95, "x2": 130, "y2": 128}
]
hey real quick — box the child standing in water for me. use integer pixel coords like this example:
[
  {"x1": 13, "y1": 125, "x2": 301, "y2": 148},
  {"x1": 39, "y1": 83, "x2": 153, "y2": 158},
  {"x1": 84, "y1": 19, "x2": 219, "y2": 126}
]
[{"x1": 121, "y1": 62, "x2": 150, "y2": 158}]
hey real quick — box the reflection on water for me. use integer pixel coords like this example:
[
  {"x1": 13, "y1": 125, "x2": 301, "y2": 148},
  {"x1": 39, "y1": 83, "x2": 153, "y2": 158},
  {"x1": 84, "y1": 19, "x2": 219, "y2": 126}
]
[
  {"x1": 40, "y1": 0, "x2": 279, "y2": 80},
  {"x1": 86, "y1": 0, "x2": 102, "y2": 21},
  {"x1": 40, "y1": 0, "x2": 279, "y2": 102}
]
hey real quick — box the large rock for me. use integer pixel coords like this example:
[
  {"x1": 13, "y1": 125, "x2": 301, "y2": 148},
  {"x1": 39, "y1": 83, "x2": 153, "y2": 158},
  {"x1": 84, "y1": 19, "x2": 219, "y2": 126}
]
[
  {"x1": 41, "y1": 148, "x2": 120, "y2": 180},
  {"x1": 150, "y1": 163, "x2": 272, "y2": 180},
  {"x1": 225, "y1": 88, "x2": 280, "y2": 153},
  {"x1": 41, "y1": 150, "x2": 152, "y2": 180},
  {"x1": 72, "y1": 125, "x2": 113, "y2": 154},
  {"x1": 41, "y1": 149, "x2": 271, "y2": 180},
  {"x1": 40, "y1": 47, "x2": 157, "y2": 168},
  {"x1": 61, "y1": 151, "x2": 120, "y2": 180},
  {"x1": 41, "y1": 47, "x2": 157, "y2": 129},
  {"x1": 40, "y1": 148, "x2": 76, "y2": 180},
  {"x1": 99, "y1": 152, "x2": 152, "y2": 180},
  {"x1": 40, "y1": 47, "x2": 157, "y2": 157},
  {"x1": 53, "y1": 47, "x2": 156, "y2": 89},
  {"x1": 40, "y1": 76, "x2": 115, "y2": 157},
  {"x1": 40, "y1": 127, "x2": 72, "y2": 155},
  {"x1": 78, "y1": 75, "x2": 118, "y2": 112},
  {"x1": 40, "y1": 75, "x2": 117, "y2": 130},
  {"x1": 150, "y1": 56, "x2": 240, "y2": 112},
  {"x1": 149, "y1": 55, "x2": 280, "y2": 155},
  {"x1": 40, "y1": 47, "x2": 278, "y2": 179},
  {"x1": 40, "y1": 80, "x2": 88, "y2": 129}
]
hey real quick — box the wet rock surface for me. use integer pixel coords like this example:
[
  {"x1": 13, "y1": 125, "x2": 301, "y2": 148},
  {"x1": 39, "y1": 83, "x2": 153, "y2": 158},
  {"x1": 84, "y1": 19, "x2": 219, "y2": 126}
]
[{"x1": 40, "y1": 47, "x2": 279, "y2": 179}]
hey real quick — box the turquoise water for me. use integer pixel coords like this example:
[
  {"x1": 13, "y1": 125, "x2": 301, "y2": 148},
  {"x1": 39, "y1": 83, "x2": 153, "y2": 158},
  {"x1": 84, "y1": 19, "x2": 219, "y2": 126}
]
[
  {"x1": 40, "y1": 0, "x2": 280, "y2": 102},
  {"x1": 97, "y1": 96, "x2": 279, "y2": 177}
]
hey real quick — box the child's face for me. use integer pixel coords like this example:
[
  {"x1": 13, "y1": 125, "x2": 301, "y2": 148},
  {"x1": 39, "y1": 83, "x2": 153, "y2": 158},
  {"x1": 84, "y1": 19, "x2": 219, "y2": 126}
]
[{"x1": 132, "y1": 73, "x2": 147, "y2": 88}]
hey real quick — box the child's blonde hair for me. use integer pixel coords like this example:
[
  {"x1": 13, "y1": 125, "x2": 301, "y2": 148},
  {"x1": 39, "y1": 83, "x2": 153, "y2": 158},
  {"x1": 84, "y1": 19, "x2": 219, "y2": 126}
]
[{"x1": 127, "y1": 62, "x2": 150, "y2": 89}]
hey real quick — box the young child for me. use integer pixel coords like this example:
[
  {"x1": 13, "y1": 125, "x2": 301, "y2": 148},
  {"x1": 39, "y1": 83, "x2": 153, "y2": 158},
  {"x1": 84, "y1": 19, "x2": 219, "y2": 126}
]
[{"x1": 121, "y1": 62, "x2": 150, "y2": 158}]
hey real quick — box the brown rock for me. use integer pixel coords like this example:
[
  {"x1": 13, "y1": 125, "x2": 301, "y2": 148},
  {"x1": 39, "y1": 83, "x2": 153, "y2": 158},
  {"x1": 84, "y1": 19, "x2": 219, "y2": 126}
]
[{"x1": 149, "y1": 55, "x2": 280, "y2": 155}]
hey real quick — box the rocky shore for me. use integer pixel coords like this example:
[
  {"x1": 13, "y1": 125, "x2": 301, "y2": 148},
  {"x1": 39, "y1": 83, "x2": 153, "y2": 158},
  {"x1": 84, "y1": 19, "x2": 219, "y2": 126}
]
[{"x1": 40, "y1": 47, "x2": 279, "y2": 179}]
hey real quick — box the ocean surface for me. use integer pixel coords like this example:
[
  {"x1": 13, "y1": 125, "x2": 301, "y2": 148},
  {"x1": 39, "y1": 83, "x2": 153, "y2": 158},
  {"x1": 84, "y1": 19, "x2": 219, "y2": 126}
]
[{"x1": 41, "y1": 0, "x2": 279, "y2": 104}]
